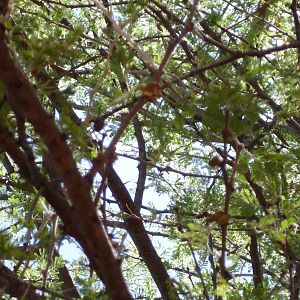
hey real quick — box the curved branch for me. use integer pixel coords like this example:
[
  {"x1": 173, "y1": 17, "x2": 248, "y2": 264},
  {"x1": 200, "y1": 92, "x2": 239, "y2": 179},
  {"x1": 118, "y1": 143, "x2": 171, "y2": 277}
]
[{"x1": 0, "y1": 24, "x2": 132, "y2": 300}]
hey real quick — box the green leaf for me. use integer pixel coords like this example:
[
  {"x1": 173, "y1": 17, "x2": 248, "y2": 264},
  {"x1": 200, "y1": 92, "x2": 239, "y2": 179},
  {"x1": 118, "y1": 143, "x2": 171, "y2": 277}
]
[
  {"x1": 110, "y1": 48, "x2": 126, "y2": 85},
  {"x1": 174, "y1": 114, "x2": 185, "y2": 130},
  {"x1": 276, "y1": 231, "x2": 286, "y2": 242},
  {"x1": 259, "y1": 215, "x2": 275, "y2": 226},
  {"x1": 281, "y1": 217, "x2": 296, "y2": 230}
]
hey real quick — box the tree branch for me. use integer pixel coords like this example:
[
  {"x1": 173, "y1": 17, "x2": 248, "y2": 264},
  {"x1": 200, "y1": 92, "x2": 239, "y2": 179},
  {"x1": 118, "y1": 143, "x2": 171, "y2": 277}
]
[
  {"x1": 0, "y1": 262, "x2": 45, "y2": 300},
  {"x1": 0, "y1": 23, "x2": 132, "y2": 300},
  {"x1": 105, "y1": 167, "x2": 180, "y2": 300}
]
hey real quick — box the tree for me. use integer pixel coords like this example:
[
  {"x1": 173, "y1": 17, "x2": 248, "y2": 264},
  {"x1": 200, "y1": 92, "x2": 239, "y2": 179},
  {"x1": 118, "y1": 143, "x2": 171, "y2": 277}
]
[{"x1": 0, "y1": 0, "x2": 300, "y2": 299}]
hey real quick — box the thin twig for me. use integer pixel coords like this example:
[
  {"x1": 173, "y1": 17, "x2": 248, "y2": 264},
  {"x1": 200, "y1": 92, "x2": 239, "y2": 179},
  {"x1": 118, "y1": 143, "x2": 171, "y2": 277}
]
[{"x1": 94, "y1": 1, "x2": 158, "y2": 72}]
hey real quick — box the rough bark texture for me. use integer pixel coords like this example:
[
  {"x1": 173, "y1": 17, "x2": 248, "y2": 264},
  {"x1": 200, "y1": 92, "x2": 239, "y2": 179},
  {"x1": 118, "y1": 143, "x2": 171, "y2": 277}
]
[
  {"x1": 106, "y1": 168, "x2": 179, "y2": 300},
  {"x1": 249, "y1": 232, "x2": 263, "y2": 287},
  {"x1": 0, "y1": 263, "x2": 45, "y2": 300},
  {"x1": 0, "y1": 19, "x2": 132, "y2": 300}
]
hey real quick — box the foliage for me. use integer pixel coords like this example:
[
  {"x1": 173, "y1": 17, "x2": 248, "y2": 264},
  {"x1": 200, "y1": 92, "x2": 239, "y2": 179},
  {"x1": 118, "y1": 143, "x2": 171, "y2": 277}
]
[{"x1": 0, "y1": 0, "x2": 300, "y2": 299}]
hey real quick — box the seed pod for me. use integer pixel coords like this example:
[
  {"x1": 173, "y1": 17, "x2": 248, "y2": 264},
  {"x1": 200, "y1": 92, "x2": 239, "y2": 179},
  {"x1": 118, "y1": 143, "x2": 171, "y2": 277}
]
[
  {"x1": 213, "y1": 211, "x2": 230, "y2": 225},
  {"x1": 141, "y1": 82, "x2": 161, "y2": 100},
  {"x1": 209, "y1": 156, "x2": 223, "y2": 168}
]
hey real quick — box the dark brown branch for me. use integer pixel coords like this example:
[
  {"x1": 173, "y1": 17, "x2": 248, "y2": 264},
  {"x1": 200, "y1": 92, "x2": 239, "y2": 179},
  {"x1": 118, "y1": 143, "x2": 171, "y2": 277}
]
[
  {"x1": 293, "y1": 266, "x2": 300, "y2": 300},
  {"x1": 51, "y1": 55, "x2": 100, "y2": 80},
  {"x1": 103, "y1": 97, "x2": 149, "y2": 163},
  {"x1": 55, "y1": 249, "x2": 82, "y2": 298},
  {"x1": 38, "y1": 0, "x2": 95, "y2": 8},
  {"x1": 0, "y1": 23, "x2": 132, "y2": 300},
  {"x1": 291, "y1": 0, "x2": 300, "y2": 64},
  {"x1": 249, "y1": 231, "x2": 263, "y2": 287},
  {"x1": 146, "y1": 5, "x2": 210, "y2": 83},
  {"x1": 244, "y1": 171, "x2": 271, "y2": 214},
  {"x1": 208, "y1": 234, "x2": 217, "y2": 291},
  {"x1": 0, "y1": 124, "x2": 131, "y2": 299},
  {"x1": 152, "y1": 0, "x2": 300, "y2": 142},
  {"x1": 118, "y1": 152, "x2": 218, "y2": 179},
  {"x1": 133, "y1": 116, "x2": 147, "y2": 212},
  {"x1": 105, "y1": 167, "x2": 180, "y2": 300},
  {"x1": 152, "y1": 0, "x2": 199, "y2": 82},
  {"x1": 0, "y1": 0, "x2": 10, "y2": 15},
  {"x1": 112, "y1": 64, "x2": 147, "y2": 212},
  {"x1": 169, "y1": 40, "x2": 300, "y2": 85},
  {"x1": 0, "y1": 262, "x2": 45, "y2": 300},
  {"x1": 195, "y1": 16, "x2": 300, "y2": 139}
]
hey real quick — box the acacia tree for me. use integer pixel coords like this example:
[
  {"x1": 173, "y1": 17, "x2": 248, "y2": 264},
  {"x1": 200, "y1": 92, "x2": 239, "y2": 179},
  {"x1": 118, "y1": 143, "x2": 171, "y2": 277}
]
[{"x1": 0, "y1": 0, "x2": 300, "y2": 299}]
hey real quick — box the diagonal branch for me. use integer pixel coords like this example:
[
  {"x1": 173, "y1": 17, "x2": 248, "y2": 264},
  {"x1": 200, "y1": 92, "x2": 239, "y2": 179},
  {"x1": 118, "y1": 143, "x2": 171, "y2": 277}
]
[
  {"x1": 291, "y1": 0, "x2": 300, "y2": 64},
  {"x1": 152, "y1": 0, "x2": 199, "y2": 82},
  {"x1": 133, "y1": 116, "x2": 147, "y2": 212},
  {"x1": 169, "y1": 40, "x2": 300, "y2": 85},
  {"x1": 0, "y1": 23, "x2": 132, "y2": 300},
  {"x1": 249, "y1": 231, "x2": 263, "y2": 287},
  {"x1": 105, "y1": 167, "x2": 180, "y2": 300},
  {"x1": 0, "y1": 262, "x2": 45, "y2": 300}
]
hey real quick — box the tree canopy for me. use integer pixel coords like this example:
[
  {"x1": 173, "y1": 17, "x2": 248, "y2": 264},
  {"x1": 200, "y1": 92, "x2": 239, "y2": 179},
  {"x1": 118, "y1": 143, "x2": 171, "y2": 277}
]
[{"x1": 0, "y1": 0, "x2": 300, "y2": 299}]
